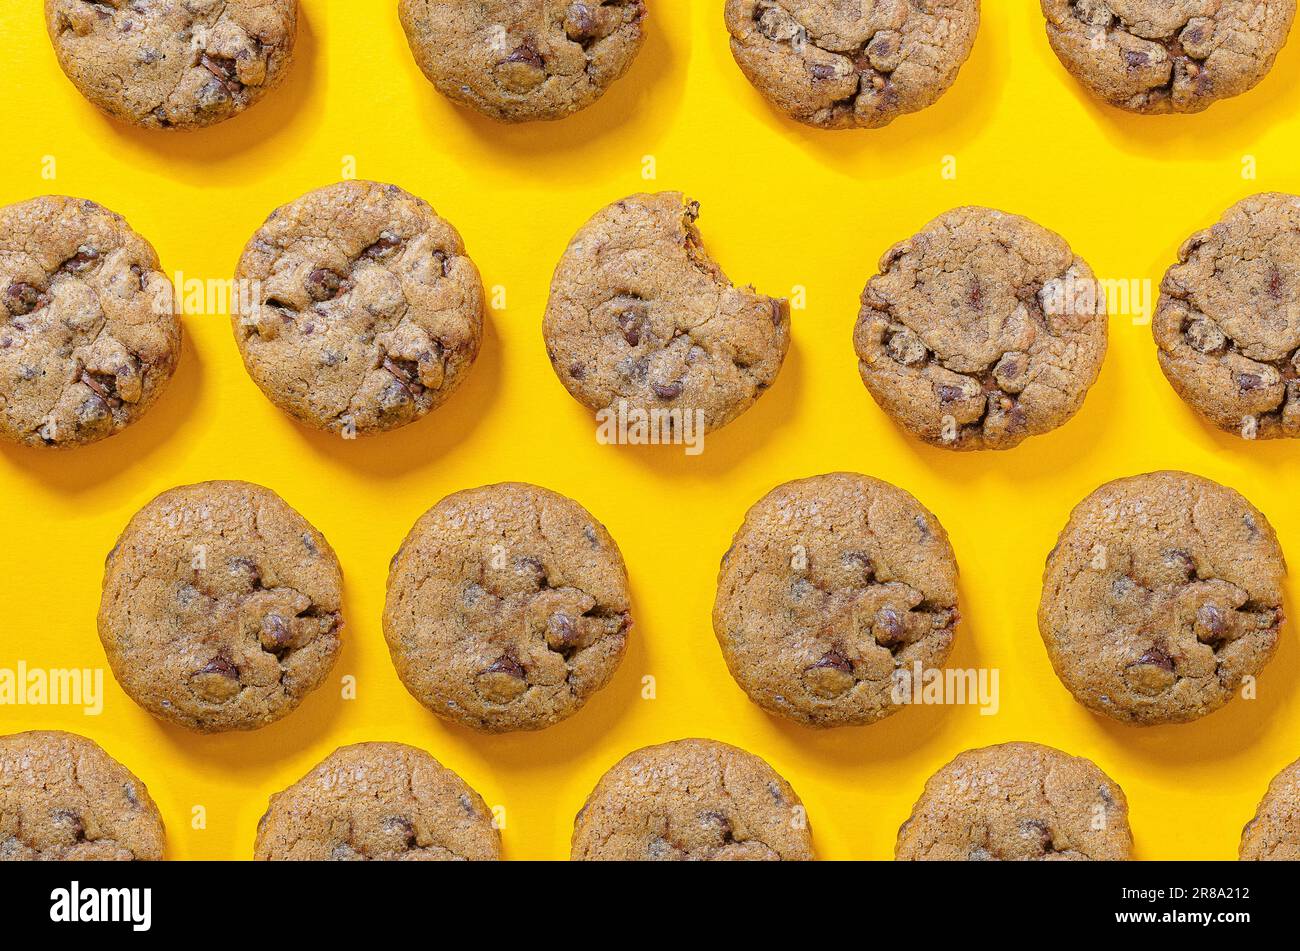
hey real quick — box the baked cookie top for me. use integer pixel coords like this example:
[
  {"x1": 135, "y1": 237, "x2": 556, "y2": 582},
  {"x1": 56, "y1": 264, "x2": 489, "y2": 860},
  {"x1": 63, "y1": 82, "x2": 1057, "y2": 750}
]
[
  {"x1": 383, "y1": 482, "x2": 633, "y2": 733},
  {"x1": 543, "y1": 191, "x2": 790, "y2": 434},
  {"x1": 713, "y1": 472, "x2": 959, "y2": 727},
  {"x1": 1039, "y1": 471, "x2": 1285, "y2": 725},
  {"x1": 234, "y1": 180, "x2": 484, "y2": 437},
  {"x1": 725, "y1": 0, "x2": 980, "y2": 129},
  {"x1": 1155, "y1": 193, "x2": 1300, "y2": 440},
  {"x1": 0, "y1": 731, "x2": 165, "y2": 861},
  {"x1": 571, "y1": 738, "x2": 814, "y2": 860},
  {"x1": 255, "y1": 742, "x2": 500, "y2": 860},
  {"x1": 399, "y1": 0, "x2": 646, "y2": 122},
  {"x1": 896, "y1": 741, "x2": 1132, "y2": 860},
  {"x1": 45, "y1": 0, "x2": 297, "y2": 130},
  {"x1": 854, "y1": 205, "x2": 1107, "y2": 451},
  {"x1": 0, "y1": 196, "x2": 181, "y2": 449},
  {"x1": 1241, "y1": 757, "x2": 1300, "y2": 859},
  {"x1": 98, "y1": 480, "x2": 344, "y2": 733},
  {"x1": 1041, "y1": 0, "x2": 1296, "y2": 114}
]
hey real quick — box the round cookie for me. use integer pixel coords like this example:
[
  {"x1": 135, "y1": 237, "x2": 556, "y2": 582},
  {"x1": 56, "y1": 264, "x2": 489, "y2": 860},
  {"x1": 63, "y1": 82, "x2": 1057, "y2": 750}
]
[
  {"x1": 0, "y1": 731, "x2": 165, "y2": 861},
  {"x1": 713, "y1": 472, "x2": 959, "y2": 728},
  {"x1": 1041, "y1": 0, "x2": 1296, "y2": 114},
  {"x1": 896, "y1": 742, "x2": 1132, "y2": 860},
  {"x1": 0, "y1": 196, "x2": 181, "y2": 449},
  {"x1": 543, "y1": 192, "x2": 790, "y2": 434},
  {"x1": 98, "y1": 480, "x2": 345, "y2": 733},
  {"x1": 571, "y1": 738, "x2": 814, "y2": 860},
  {"x1": 384, "y1": 482, "x2": 633, "y2": 733},
  {"x1": 1039, "y1": 471, "x2": 1285, "y2": 726},
  {"x1": 725, "y1": 0, "x2": 981, "y2": 129},
  {"x1": 233, "y1": 180, "x2": 484, "y2": 437},
  {"x1": 399, "y1": 0, "x2": 646, "y2": 122},
  {"x1": 853, "y1": 206, "x2": 1107, "y2": 451},
  {"x1": 1241, "y1": 757, "x2": 1300, "y2": 859},
  {"x1": 255, "y1": 742, "x2": 500, "y2": 860},
  {"x1": 45, "y1": 0, "x2": 297, "y2": 131},
  {"x1": 1154, "y1": 193, "x2": 1300, "y2": 440}
]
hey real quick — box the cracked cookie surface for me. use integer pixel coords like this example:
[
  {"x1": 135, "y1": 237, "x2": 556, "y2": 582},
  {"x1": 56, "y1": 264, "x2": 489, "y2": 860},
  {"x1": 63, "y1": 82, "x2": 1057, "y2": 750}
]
[
  {"x1": 1039, "y1": 471, "x2": 1285, "y2": 725},
  {"x1": 254, "y1": 742, "x2": 500, "y2": 860},
  {"x1": 234, "y1": 180, "x2": 484, "y2": 437},
  {"x1": 571, "y1": 738, "x2": 814, "y2": 860},
  {"x1": 853, "y1": 206, "x2": 1107, "y2": 451},
  {"x1": 896, "y1": 742, "x2": 1132, "y2": 860},
  {"x1": 725, "y1": 0, "x2": 980, "y2": 129},
  {"x1": 1241, "y1": 757, "x2": 1300, "y2": 859},
  {"x1": 0, "y1": 731, "x2": 165, "y2": 861},
  {"x1": 98, "y1": 480, "x2": 345, "y2": 733},
  {"x1": 543, "y1": 191, "x2": 790, "y2": 434},
  {"x1": 46, "y1": 0, "x2": 297, "y2": 131},
  {"x1": 384, "y1": 482, "x2": 632, "y2": 733},
  {"x1": 399, "y1": 0, "x2": 646, "y2": 122},
  {"x1": 713, "y1": 472, "x2": 959, "y2": 727},
  {"x1": 1154, "y1": 193, "x2": 1300, "y2": 440},
  {"x1": 0, "y1": 196, "x2": 181, "y2": 449},
  {"x1": 1042, "y1": 0, "x2": 1296, "y2": 114}
]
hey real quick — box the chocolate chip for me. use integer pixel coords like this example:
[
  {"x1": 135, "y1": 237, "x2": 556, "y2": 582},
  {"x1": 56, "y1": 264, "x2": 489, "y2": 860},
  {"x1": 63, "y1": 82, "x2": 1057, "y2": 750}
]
[
  {"x1": 546, "y1": 613, "x2": 579, "y2": 652},
  {"x1": 4, "y1": 282, "x2": 45, "y2": 317},
  {"x1": 59, "y1": 247, "x2": 100, "y2": 273},
  {"x1": 936, "y1": 384, "x2": 967, "y2": 403},
  {"x1": 1136, "y1": 647, "x2": 1174, "y2": 672},
  {"x1": 484, "y1": 654, "x2": 525, "y2": 679},
  {"x1": 872, "y1": 607, "x2": 905, "y2": 646},
  {"x1": 1237, "y1": 372, "x2": 1268, "y2": 393},
  {"x1": 305, "y1": 268, "x2": 345, "y2": 302},
  {"x1": 1124, "y1": 50, "x2": 1148, "y2": 68},
  {"x1": 260, "y1": 614, "x2": 292, "y2": 652},
  {"x1": 505, "y1": 44, "x2": 544, "y2": 68},
  {"x1": 198, "y1": 656, "x2": 239, "y2": 678},
  {"x1": 809, "y1": 62, "x2": 838, "y2": 82},
  {"x1": 809, "y1": 649, "x2": 852, "y2": 674},
  {"x1": 652, "y1": 380, "x2": 684, "y2": 400},
  {"x1": 1195, "y1": 604, "x2": 1228, "y2": 644},
  {"x1": 614, "y1": 305, "x2": 646, "y2": 346},
  {"x1": 361, "y1": 232, "x2": 402, "y2": 260}
]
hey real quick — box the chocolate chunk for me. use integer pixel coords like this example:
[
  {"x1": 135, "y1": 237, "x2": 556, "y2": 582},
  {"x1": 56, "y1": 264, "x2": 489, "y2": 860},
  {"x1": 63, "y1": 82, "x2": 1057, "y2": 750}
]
[{"x1": 305, "y1": 268, "x2": 345, "y2": 302}]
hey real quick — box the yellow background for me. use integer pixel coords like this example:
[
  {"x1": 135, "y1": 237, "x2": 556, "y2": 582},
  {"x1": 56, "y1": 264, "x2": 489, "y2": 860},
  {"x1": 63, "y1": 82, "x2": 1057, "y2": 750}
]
[{"x1": 4, "y1": 0, "x2": 1300, "y2": 860}]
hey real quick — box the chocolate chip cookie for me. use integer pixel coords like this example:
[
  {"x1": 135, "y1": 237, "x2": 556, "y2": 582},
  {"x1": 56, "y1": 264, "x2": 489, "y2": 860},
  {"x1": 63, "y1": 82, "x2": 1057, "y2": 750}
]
[
  {"x1": 233, "y1": 180, "x2": 484, "y2": 437},
  {"x1": 1154, "y1": 193, "x2": 1300, "y2": 440},
  {"x1": 571, "y1": 738, "x2": 814, "y2": 860},
  {"x1": 853, "y1": 206, "x2": 1107, "y2": 451},
  {"x1": 725, "y1": 0, "x2": 981, "y2": 129},
  {"x1": 1, "y1": 730, "x2": 165, "y2": 861},
  {"x1": 254, "y1": 742, "x2": 500, "y2": 860},
  {"x1": 896, "y1": 742, "x2": 1132, "y2": 860},
  {"x1": 1241, "y1": 757, "x2": 1300, "y2": 859},
  {"x1": 713, "y1": 472, "x2": 959, "y2": 727},
  {"x1": 1042, "y1": 0, "x2": 1296, "y2": 114},
  {"x1": 98, "y1": 480, "x2": 344, "y2": 733},
  {"x1": 399, "y1": 0, "x2": 646, "y2": 122},
  {"x1": 0, "y1": 196, "x2": 181, "y2": 449},
  {"x1": 543, "y1": 192, "x2": 790, "y2": 434},
  {"x1": 384, "y1": 482, "x2": 632, "y2": 733},
  {"x1": 1039, "y1": 471, "x2": 1285, "y2": 726},
  {"x1": 46, "y1": 0, "x2": 297, "y2": 131}
]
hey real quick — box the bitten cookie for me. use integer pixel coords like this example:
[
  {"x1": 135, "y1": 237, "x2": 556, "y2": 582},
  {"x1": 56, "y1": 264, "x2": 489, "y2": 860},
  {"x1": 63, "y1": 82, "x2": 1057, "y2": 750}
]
[
  {"x1": 0, "y1": 731, "x2": 165, "y2": 861},
  {"x1": 45, "y1": 0, "x2": 297, "y2": 130},
  {"x1": 1154, "y1": 193, "x2": 1300, "y2": 440},
  {"x1": 98, "y1": 481, "x2": 345, "y2": 733},
  {"x1": 1041, "y1": 0, "x2": 1296, "y2": 114},
  {"x1": 233, "y1": 180, "x2": 484, "y2": 437},
  {"x1": 384, "y1": 482, "x2": 633, "y2": 732},
  {"x1": 896, "y1": 742, "x2": 1132, "y2": 860},
  {"x1": 399, "y1": 0, "x2": 647, "y2": 122},
  {"x1": 853, "y1": 206, "x2": 1107, "y2": 451},
  {"x1": 1241, "y1": 757, "x2": 1300, "y2": 859},
  {"x1": 255, "y1": 742, "x2": 500, "y2": 860},
  {"x1": 713, "y1": 472, "x2": 959, "y2": 727},
  {"x1": 1039, "y1": 471, "x2": 1285, "y2": 725},
  {"x1": 543, "y1": 192, "x2": 790, "y2": 434},
  {"x1": 571, "y1": 738, "x2": 814, "y2": 860},
  {"x1": 0, "y1": 196, "x2": 181, "y2": 449},
  {"x1": 725, "y1": 0, "x2": 980, "y2": 129}
]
